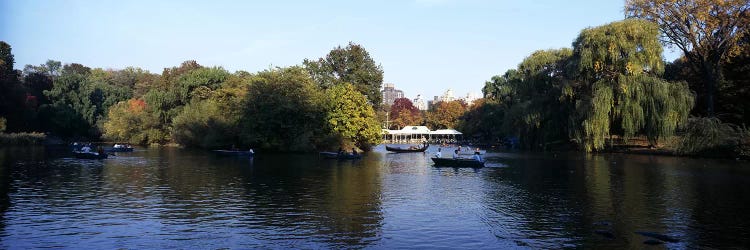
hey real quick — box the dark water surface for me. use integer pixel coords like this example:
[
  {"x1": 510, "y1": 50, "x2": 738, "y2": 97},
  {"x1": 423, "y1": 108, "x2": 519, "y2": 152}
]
[{"x1": 1, "y1": 145, "x2": 749, "y2": 249}]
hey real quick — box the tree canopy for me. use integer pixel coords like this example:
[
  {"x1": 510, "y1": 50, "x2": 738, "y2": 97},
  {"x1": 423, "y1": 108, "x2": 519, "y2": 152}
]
[
  {"x1": 389, "y1": 98, "x2": 422, "y2": 129},
  {"x1": 626, "y1": 0, "x2": 749, "y2": 116},
  {"x1": 480, "y1": 19, "x2": 695, "y2": 151},
  {"x1": 323, "y1": 83, "x2": 381, "y2": 149},
  {"x1": 425, "y1": 100, "x2": 467, "y2": 130},
  {"x1": 304, "y1": 42, "x2": 384, "y2": 105}
]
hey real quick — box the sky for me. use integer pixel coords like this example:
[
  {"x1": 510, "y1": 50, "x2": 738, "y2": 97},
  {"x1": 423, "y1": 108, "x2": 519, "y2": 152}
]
[{"x1": 1, "y1": 0, "x2": 680, "y2": 100}]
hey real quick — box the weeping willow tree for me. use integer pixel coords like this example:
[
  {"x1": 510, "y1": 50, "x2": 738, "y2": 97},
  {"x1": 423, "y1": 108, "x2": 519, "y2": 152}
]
[
  {"x1": 501, "y1": 49, "x2": 574, "y2": 149},
  {"x1": 570, "y1": 19, "x2": 694, "y2": 151}
]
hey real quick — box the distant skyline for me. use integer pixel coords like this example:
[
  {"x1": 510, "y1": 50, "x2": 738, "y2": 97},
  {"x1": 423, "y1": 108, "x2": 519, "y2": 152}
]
[{"x1": 1, "y1": 0, "x2": 681, "y2": 99}]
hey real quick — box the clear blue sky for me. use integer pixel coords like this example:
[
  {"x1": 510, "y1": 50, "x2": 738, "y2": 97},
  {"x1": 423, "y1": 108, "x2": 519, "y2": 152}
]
[{"x1": 1, "y1": 0, "x2": 678, "y2": 100}]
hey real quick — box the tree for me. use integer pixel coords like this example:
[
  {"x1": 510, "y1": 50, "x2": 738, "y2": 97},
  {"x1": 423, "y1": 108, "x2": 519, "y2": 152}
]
[
  {"x1": 324, "y1": 83, "x2": 381, "y2": 149},
  {"x1": 571, "y1": 19, "x2": 694, "y2": 150},
  {"x1": 482, "y1": 69, "x2": 522, "y2": 106},
  {"x1": 240, "y1": 66, "x2": 326, "y2": 151},
  {"x1": 626, "y1": 0, "x2": 749, "y2": 116},
  {"x1": 172, "y1": 66, "x2": 230, "y2": 105},
  {"x1": 42, "y1": 67, "x2": 93, "y2": 137},
  {"x1": 102, "y1": 99, "x2": 151, "y2": 144},
  {"x1": 171, "y1": 74, "x2": 249, "y2": 148},
  {"x1": 0, "y1": 42, "x2": 21, "y2": 131},
  {"x1": 303, "y1": 42, "x2": 384, "y2": 105},
  {"x1": 720, "y1": 31, "x2": 750, "y2": 124},
  {"x1": 389, "y1": 98, "x2": 422, "y2": 129},
  {"x1": 424, "y1": 100, "x2": 467, "y2": 129},
  {"x1": 502, "y1": 49, "x2": 575, "y2": 150},
  {"x1": 161, "y1": 60, "x2": 202, "y2": 88},
  {"x1": 457, "y1": 98, "x2": 505, "y2": 143}
]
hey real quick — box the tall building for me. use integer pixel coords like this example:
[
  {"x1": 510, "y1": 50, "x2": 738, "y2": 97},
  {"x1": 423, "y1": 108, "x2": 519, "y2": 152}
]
[
  {"x1": 461, "y1": 92, "x2": 480, "y2": 105},
  {"x1": 427, "y1": 96, "x2": 439, "y2": 110},
  {"x1": 381, "y1": 83, "x2": 404, "y2": 106},
  {"x1": 439, "y1": 89, "x2": 455, "y2": 102},
  {"x1": 413, "y1": 94, "x2": 427, "y2": 111}
]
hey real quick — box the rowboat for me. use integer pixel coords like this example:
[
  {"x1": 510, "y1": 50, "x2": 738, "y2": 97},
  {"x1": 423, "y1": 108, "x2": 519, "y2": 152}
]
[
  {"x1": 431, "y1": 157, "x2": 484, "y2": 168},
  {"x1": 319, "y1": 152, "x2": 362, "y2": 160},
  {"x1": 73, "y1": 152, "x2": 108, "y2": 159},
  {"x1": 212, "y1": 150, "x2": 255, "y2": 156},
  {"x1": 107, "y1": 146, "x2": 134, "y2": 152},
  {"x1": 385, "y1": 144, "x2": 429, "y2": 153}
]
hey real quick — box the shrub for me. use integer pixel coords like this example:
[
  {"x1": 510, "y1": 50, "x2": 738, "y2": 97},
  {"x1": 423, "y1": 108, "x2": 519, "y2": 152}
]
[
  {"x1": 675, "y1": 117, "x2": 744, "y2": 157},
  {"x1": 0, "y1": 132, "x2": 46, "y2": 146}
]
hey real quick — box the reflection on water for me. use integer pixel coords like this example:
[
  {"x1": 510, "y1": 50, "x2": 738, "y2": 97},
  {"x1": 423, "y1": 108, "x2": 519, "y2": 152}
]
[{"x1": 0, "y1": 145, "x2": 749, "y2": 248}]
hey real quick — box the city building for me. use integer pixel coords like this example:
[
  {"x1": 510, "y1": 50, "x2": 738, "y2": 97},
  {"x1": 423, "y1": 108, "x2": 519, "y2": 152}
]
[
  {"x1": 461, "y1": 92, "x2": 480, "y2": 105},
  {"x1": 439, "y1": 89, "x2": 455, "y2": 102},
  {"x1": 413, "y1": 94, "x2": 427, "y2": 111},
  {"x1": 427, "y1": 96, "x2": 439, "y2": 110},
  {"x1": 381, "y1": 83, "x2": 404, "y2": 107}
]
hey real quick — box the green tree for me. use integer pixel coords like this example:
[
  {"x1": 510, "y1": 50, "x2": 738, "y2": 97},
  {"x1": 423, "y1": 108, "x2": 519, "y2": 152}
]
[
  {"x1": 570, "y1": 19, "x2": 694, "y2": 150},
  {"x1": 140, "y1": 89, "x2": 180, "y2": 143},
  {"x1": 172, "y1": 66, "x2": 230, "y2": 105},
  {"x1": 457, "y1": 98, "x2": 505, "y2": 143},
  {"x1": 720, "y1": 31, "x2": 750, "y2": 124},
  {"x1": 303, "y1": 42, "x2": 384, "y2": 105},
  {"x1": 42, "y1": 67, "x2": 93, "y2": 137},
  {"x1": 0, "y1": 42, "x2": 22, "y2": 131},
  {"x1": 240, "y1": 66, "x2": 326, "y2": 152},
  {"x1": 482, "y1": 69, "x2": 522, "y2": 106},
  {"x1": 626, "y1": 0, "x2": 749, "y2": 116},
  {"x1": 171, "y1": 74, "x2": 249, "y2": 148},
  {"x1": 503, "y1": 49, "x2": 574, "y2": 150},
  {"x1": 389, "y1": 98, "x2": 422, "y2": 129},
  {"x1": 102, "y1": 99, "x2": 152, "y2": 144},
  {"x1": 323, "y1": 83, "x2": 381, "y2": 149}
]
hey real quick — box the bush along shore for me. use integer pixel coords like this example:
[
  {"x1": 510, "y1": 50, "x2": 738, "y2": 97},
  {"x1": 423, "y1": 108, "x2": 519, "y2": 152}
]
[{"x1": 0, "y1": 132, "x2": 46, "y2": 146}]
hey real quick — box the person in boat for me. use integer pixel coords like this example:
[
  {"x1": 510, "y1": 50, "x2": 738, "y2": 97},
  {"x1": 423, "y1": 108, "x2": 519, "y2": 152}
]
[
  {"x1": 248, "y1": 148, "x2": 254, "y2": 154},
  {"x1": 473, "y1": 151, "x2": 482, "y2": 162},
  {"x1": 337, "y1": 147, "x2": 344, "y2": 156},
  {"x1": 351, "y1": 148, "x2": 358, "y2": 156},
  {"x1": 435, "y1": 148, "x2": 442, "y2": 158},
  {"x1": 453, "y1": 149, "x2": 460, "y2": 159},
  {"x1": 81, "y1": 144, "x2": 92, "y2": 153},
  {"x1": 97, "y1": 146, "x2": 105, "y2": 156},
  {"x1": 113, "y1": 143, "x2": 121, "y2": 148}
]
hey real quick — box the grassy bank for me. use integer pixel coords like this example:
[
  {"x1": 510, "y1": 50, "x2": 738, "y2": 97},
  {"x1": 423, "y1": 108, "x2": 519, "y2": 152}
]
[{"x1": 0, "y1": 132, "x2": 46, "y2": 146}]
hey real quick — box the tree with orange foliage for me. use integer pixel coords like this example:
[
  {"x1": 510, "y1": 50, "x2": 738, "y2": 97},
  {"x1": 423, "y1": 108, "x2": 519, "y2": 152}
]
[
  {"x1": 425, "y1": 100, "x2": 467, "y2": 129},
  {"x1": 389, "y1": 98, "x2": 422, "y2": 129}
]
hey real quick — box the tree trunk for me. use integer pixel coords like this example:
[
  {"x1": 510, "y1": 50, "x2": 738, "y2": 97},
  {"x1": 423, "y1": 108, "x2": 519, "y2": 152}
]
[{"x1": 702, "y1": 61, "x2": 724, "y2": 117}]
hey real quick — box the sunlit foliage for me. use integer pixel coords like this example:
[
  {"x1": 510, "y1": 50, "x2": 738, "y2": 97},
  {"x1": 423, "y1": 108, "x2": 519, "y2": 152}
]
[
  {"x1": 626, "y1": 0, "x2": 749, "y2": 116},
  {"x1": 425, "y1": 100, "x2": 467, "y2": 130},
  {"x1": 304, "y1": 42, "x2": 384, "y2": 105},
  {"x1": 323, "y1": 83, "x2": 381, "y2": 149}
]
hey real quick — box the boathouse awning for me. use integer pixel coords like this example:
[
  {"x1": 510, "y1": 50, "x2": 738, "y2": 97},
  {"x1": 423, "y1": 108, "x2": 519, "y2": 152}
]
[
  {"x1": 400, "y1": 126, "x2": 431, "y2": 134},
  {"x1": 381, "y1": 126, "x2": 463, "y2": 136},
  {"x1": 430, "y1": 129, "x2": 463, "y2": 135}
]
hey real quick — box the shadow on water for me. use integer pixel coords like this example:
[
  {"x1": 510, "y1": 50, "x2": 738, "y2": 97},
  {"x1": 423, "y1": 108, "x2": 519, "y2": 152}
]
[{"x1": 483, "y1": 151, "x2": 750, "y2": 248}]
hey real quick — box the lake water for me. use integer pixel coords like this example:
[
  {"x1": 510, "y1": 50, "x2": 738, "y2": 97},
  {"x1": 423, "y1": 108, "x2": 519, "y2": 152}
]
[{"x1": 1, "y1": 145, "x2": 749, "y2": 249}]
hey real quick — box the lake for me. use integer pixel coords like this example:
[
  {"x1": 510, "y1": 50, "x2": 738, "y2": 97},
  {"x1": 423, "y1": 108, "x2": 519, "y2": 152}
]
[{"x1": 1, "y1": 145, "x2": 749, "y2": 249}]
